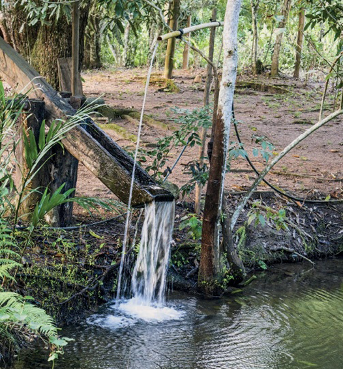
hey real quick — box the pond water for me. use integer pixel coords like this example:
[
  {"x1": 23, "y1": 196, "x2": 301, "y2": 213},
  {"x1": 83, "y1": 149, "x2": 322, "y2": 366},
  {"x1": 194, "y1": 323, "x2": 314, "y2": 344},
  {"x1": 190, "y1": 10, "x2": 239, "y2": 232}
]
[{"x1": 14, "y1": 258, "x2": 342, "y2": 369}]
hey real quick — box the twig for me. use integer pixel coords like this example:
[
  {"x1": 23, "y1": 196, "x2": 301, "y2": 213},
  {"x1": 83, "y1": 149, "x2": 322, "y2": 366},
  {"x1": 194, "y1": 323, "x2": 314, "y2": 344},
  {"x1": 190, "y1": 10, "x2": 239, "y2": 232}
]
[
  {"x1": 319, "y1": 52, "x2": 343, "y2": 120},
  {"x1": 270, "y1": 246, "x2": 315, "y2": 265},
  {"x1": 59, "y1": 261, "x2": 120, "y2": 305}
]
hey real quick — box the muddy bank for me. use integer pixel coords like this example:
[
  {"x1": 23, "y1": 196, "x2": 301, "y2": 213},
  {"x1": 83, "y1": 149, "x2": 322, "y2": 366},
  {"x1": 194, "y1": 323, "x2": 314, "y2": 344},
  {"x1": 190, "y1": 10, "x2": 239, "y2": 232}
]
[{"x1": 168, "y1": 192, "x2": 342, "y2": 293}]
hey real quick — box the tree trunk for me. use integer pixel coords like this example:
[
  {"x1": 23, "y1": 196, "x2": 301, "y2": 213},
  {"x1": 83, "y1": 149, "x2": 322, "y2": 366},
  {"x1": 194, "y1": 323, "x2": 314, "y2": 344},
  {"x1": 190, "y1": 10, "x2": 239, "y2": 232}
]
[
  {"x1": 270, "y1": 0, "x2": 291, "y2": 77},
  {"x1": 250, "y1": 0, "x2": 260, "y2": 75},
  {"x1": 147, "y1": 19, "x2": 161, "y2": 66},
  {"x1": 0, "y1": 1, "x2": 89, "y2": 89},
  {"x1": 182, "y1": 15, "x2": 191, "y2": 69},
  {"x1": 293, "y1": 8, "x2": 305, "y2": 78},
  {"x1": 84, "y1": 6, "x2": 102, "y2": 70},
  {"x1": 194, "y1": 8, "x2": 217, "y2": 215},
  {"x1": 198, "y1": 0, "x2": 242, "y2": 296},
  {"x1": 123, "y1": 21, "x2": 131, "y2": 67},
  {"x1": 164, "y1": 0, "x2": 180, "y2": 79}
]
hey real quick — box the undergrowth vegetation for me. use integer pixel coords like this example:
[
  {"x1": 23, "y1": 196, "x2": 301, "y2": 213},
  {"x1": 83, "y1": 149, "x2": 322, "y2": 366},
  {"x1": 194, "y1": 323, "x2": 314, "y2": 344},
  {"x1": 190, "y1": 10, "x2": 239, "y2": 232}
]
[{"x1": 0, "y1": 82, "x2": 121, "y2": 365}]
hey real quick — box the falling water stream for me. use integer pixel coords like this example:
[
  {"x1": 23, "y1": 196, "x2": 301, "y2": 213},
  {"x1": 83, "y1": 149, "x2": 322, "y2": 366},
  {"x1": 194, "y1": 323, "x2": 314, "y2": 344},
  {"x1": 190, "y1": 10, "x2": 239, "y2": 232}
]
[{"x1": 114, "y1": 43, "x2": 180, "y2": 322}]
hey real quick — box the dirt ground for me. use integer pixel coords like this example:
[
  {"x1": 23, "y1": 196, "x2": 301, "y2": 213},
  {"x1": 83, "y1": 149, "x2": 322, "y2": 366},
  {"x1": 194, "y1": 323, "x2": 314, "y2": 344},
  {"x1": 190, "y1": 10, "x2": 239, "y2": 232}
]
[{"x1": 76, "y1": 67, "x2": 343, "y2": 208}]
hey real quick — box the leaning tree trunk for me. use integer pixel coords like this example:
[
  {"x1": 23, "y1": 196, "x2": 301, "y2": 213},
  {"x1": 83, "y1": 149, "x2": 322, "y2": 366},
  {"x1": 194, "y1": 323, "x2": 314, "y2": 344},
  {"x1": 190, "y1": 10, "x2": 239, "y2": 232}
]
[
  {"x1": 198, "y1": 0, "x2": 242, "y2": 296},
  {"x1": 182, "y1": 15, "x2": 191, "y2": 69},
  {"x1": 0, "y1": 1, "x2": 89, "y2": 89},
  {"x1": 293, "y1": 8, "x2": 305, "y2": 78},
  {"x1": 164, "y1": 0, "x2": 180, "y2": 79},
  {"x1": 250, "y1": 0, "x2": 260, "y2": 75},
  {"x1": 270, "y1": 0, "x2": 291, "y2": 78},
  {"x1": 194, "y1": 8, "x2": 217, "y2": 215}
]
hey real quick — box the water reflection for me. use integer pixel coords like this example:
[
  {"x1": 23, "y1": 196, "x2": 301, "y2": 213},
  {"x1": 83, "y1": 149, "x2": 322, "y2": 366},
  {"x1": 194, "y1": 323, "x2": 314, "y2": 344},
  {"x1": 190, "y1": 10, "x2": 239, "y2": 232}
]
[{"x1": 14, "y1": 259, "x2": 343, "y2": 369}]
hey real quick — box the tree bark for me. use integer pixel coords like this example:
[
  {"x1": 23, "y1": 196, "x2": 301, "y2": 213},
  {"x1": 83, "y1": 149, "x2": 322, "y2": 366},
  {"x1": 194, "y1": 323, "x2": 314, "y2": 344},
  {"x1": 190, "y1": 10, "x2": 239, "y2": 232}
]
[
  {"x1": 182, "y1": 15, "x2": 191, "y2": 69},
  {"x1": 270, "y1": 0, "x2": 291, "y2": 77},
  {"x1": 194, "y1": 8, "x2": 217, "y2": 215},
  {"x1": 250, "y1": 0, "x2": 260, "y2": 75},
  {"x1": 198, "y1": 0, "x2": 242, "y2": 295},
  {"x1": 123, "y1": 20, "x2": 131, "y2": 67},
  {"x1": 84, "y1": 6, "x2": 102, "y2": 70},
  {"x1": 293, "y1": 8, "x2": 305, "y2": 78},
  {"x1": 164, "y1": 0, "x2": 180, "y2": 79},
  {"x1": 0, "y1": 1, "x2": 90, "y2": 89}
]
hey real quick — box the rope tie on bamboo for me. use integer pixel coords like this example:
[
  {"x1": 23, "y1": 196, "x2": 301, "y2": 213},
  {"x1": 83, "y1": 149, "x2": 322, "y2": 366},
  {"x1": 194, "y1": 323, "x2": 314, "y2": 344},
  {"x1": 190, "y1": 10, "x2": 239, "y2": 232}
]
[
  {"x1": 210, "y1": 19, "x2": 221, "y2": 27},
  {"x1": 176, "y1": 29, "x2": 184, "y2": 39}
]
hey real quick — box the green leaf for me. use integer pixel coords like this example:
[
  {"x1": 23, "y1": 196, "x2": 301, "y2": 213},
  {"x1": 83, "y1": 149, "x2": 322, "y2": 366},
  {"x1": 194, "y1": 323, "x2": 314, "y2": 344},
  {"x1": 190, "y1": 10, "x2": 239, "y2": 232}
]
[
  {"x1": 258, "y1": 214, "x2": 266, "y2": 226},
  {"x1": 89, "y1": 229, "x2": 104, "y2": 239}
]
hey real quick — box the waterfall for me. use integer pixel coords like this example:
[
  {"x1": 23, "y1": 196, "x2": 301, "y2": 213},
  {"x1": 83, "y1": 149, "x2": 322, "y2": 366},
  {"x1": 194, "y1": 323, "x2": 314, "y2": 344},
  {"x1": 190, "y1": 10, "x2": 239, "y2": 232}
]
[
  {"x1": 116, "y1": 43, "x2": 159, "y2": 302},
  {"x1": 131, "y1": 201, "x2": 175, "y2": 305}
]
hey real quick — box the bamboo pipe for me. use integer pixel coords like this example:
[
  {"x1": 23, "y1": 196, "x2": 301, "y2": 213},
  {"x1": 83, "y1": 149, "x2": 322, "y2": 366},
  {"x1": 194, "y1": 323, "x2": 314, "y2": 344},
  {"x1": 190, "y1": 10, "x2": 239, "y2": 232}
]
[{"x1": 158, "y1": 21, "x2": 224, "y2": 41}]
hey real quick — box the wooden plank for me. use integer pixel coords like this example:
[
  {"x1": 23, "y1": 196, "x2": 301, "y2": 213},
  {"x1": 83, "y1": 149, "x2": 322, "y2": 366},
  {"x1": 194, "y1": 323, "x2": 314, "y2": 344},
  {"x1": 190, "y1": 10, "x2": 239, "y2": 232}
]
[{"x1": 0, "y1": 37, "x2": 174, "y2": 207}]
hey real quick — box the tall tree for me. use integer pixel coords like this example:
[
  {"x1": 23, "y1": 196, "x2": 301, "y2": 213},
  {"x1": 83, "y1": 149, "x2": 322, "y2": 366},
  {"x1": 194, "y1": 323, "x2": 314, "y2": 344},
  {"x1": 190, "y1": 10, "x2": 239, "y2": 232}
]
[
  {"x1": 182, "y1": 15, "x2": 191, "y2": 69},
  {"x1": 250, "y1": 0, "x2": 260, "y2": 75},
  {"x1": 198, "y1": 0, "x2": 242, "y2": 295},
  {"x1": 0, "y1": 1, "x2": 90, "y2": 89},
  {"x1": 270, "y1": 0, "x2": 291, "y2": 77},
  {"x1": 293, "y1": 7, "x2": 305, "y2": 78},
  {"x1": 194, "y1": 8, "x2": 217, "y2": 215},
  {"x1": 164, "y1": 0, "x2": 180, "y2": 79}
]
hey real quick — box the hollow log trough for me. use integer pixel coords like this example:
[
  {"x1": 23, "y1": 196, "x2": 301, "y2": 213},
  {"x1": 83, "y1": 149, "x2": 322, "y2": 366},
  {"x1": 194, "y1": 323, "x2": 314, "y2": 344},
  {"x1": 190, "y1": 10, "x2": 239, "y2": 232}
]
[{"x1": 0, "y1": 36, "x2": 174, "y2": 214}]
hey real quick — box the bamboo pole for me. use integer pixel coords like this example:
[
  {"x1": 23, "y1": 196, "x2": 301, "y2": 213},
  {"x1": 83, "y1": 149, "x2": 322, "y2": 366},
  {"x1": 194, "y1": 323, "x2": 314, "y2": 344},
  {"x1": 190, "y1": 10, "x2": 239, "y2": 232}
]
[{"x1": 158, "y1": 21, "x2": 224, "y2": 41}]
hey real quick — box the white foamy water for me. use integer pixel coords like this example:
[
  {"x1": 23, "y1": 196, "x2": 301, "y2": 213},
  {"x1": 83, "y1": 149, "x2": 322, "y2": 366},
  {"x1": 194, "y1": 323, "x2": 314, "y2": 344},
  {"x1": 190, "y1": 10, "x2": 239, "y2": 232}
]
[
  {"x1": 131, "y1": 201, "x2": 175, "y2": 305},
  {"x1": 116, "y1": 297, "x2": 184, "y2": 322},
  {"x1": 88, "y1": 201, "x2": 180, "y2": 328}
]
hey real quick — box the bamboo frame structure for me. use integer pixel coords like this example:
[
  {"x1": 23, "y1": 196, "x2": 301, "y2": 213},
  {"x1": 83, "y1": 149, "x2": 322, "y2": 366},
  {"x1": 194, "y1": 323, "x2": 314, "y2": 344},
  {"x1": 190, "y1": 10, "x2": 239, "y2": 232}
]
[{"x1": 158, "y1": 21, "x2": 224, "y2": 41}]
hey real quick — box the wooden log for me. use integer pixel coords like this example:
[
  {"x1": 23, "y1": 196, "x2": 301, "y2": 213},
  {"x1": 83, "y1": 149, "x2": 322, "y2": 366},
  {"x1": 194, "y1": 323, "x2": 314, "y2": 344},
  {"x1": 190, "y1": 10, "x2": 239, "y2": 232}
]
[{"x1": 0, "y1": 36, "x2": 174, "y2": 207}]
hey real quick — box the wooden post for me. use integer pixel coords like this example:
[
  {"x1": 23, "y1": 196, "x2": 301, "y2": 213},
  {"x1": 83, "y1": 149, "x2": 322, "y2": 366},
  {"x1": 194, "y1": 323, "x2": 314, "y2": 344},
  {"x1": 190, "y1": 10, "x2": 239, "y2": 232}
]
[
  {"x1": 14, "y1": 99, "x2": 78, "y2": 226},
  {"x1": 72, "y1": 0, "x2": 82, "y2": 97}
]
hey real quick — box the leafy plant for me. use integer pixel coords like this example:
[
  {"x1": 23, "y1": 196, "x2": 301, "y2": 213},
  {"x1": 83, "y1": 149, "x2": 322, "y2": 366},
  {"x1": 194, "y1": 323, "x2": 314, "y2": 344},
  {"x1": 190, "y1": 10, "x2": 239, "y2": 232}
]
[
  {"x1": 179, "y1": 213, "x2": 202, "y2": 240},
  {"x1": 247, "y1": 201, "x2": 289, "y2": 231},
  {"x1": 137, "y1": 106, "x2": 212, "y2": 181}
]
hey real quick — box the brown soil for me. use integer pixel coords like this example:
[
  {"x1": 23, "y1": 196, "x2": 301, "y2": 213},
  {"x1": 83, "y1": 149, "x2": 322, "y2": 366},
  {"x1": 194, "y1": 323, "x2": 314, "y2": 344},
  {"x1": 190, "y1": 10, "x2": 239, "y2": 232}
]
[{"x1": 76, "y1": 67, "x2": 343, "y2": 206}]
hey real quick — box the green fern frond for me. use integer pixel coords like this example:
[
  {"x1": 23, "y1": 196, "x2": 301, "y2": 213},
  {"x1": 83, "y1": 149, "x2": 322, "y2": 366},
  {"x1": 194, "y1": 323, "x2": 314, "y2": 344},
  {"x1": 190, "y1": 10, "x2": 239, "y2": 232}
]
[{"x1": 0, "y1": 292, "x2": 58, "y2": 338}]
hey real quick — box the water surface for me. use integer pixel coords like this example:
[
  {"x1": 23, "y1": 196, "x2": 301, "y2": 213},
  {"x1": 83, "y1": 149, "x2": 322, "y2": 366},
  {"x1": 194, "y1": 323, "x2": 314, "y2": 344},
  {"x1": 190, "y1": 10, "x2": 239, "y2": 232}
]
[{"x1": 15, "y1": 259, "x2": 343, "y2": 369}]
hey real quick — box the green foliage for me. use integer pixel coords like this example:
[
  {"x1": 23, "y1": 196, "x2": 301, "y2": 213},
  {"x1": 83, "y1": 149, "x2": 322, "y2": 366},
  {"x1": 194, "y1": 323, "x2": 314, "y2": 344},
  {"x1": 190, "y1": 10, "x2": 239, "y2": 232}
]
[
  {"x1": 247, "y1": 200, "x2": 289, "y2": 231},
  {"x1": 0, "y1": 221, "x2": 21, "y2": 282},
  {"x1": 304, "y1": 0, "x2": 343, "y2": 41},
  {"x1": 179, "y1": 214, "x2": 202, "y2": 240},
  {"x1": 137, "y1": 106, "x2": 212, "y2": 181}
]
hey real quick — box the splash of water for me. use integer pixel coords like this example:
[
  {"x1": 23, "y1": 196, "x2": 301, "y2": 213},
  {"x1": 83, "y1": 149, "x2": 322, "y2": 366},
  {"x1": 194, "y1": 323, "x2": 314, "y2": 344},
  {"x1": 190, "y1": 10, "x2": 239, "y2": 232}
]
[{"x1": 116, "y1": 43, "x2": 159, "y2": 302}]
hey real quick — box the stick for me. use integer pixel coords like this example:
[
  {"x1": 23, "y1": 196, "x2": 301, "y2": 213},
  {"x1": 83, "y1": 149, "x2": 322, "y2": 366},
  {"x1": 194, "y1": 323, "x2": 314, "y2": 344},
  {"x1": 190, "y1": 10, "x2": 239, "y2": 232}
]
[
  {"x1": 319, "y1": 52, "x2": 342, "y2": 120},
  {"x1": 230, "y1": 109, "x2": 343, "y2": 230}
]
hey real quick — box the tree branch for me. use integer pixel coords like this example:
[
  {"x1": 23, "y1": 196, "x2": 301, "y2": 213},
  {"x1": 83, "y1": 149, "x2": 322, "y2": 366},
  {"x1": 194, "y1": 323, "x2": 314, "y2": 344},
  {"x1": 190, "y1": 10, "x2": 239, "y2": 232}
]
[{"x1": 230, "y1": 109, "x2": 343, "y2": 230}]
